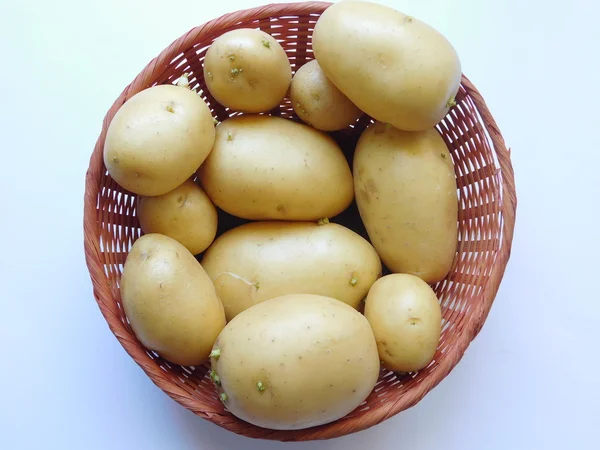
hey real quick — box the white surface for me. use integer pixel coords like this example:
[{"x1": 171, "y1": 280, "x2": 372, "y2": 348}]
[{"x1": 1, "y1": 0, "x2": 598, "y2": 448}]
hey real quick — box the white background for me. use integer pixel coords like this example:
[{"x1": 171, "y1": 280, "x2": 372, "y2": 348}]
[{"x1": 1, "y1": 0, "x2": 598, "y2": 448}]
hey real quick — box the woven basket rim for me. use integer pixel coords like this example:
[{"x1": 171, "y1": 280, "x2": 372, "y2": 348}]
[{"x1": 83, "y1": 1, "x2": 517, "y2": 441}]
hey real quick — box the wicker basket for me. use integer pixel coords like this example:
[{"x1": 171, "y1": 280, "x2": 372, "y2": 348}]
[{"x1": 83, "y1": 1, "x2": 516, "y2": 441}]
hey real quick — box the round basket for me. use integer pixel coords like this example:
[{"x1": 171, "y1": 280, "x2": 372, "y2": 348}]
[{"x1": 84, "y1": 1, "x2": 516, "y2": 441}]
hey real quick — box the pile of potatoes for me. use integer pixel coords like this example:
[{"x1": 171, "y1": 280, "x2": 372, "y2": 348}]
[{"x1": 104, "y1": 1, "x2": 460, "y2": 431}]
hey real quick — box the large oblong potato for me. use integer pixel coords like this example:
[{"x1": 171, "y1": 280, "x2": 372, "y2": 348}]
[
  {"x1": 120, "y1": 234, "x2": 226, "y2": 366},
  {"x1": 203, "y1": 28, "x2": 292, "y2": 113},
  {"x1": 364, "y1": 274, "x2": 442, "y2": 372},
  {"x1": 104, "y1": 85, "x2": 215, "y2": 196},
  {"x1": 210, "y1": 294, "x2": 380, "y2": 430},
  {"x1": 201, "y1": 221, "x2": 382, "y2": 320},
  {"x1": 197, "y1": 115, "x2": 354, "y2": 221},
  {"x1": 137, "y1": 179, "x2": 218, "y2": 255},
  {"x1": 354, "y1": 122, "x2": 458, "y2": 284},
  {"x1": 312, "y1": 1, "x2": 461, "y2": 131}
]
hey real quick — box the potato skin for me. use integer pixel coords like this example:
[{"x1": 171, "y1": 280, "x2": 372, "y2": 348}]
[
  {"x1": 203, "y1": 28, "x2": 292, "y2": 113},
  {"x1": 353, "y1": 122, "x2": 458, "y2": 283},
  {"x1": 312, "y1": 1, "x2": 461, "y2": 131},
  {"x1": 197, "y1": 115, "x2": 353, "y2": 221},
  {"x1": 290, "y1": 59, "x2": 362, "y2": 131},
  {"x1": 104, "y1": 85, "x2": 215, "y2": 196},
  {"x1": 120, "y1": 234, "x2": 225, "y2": 366},
  {"x1": 201, "y1": 221, "x2": 382, "y2": 320},
  {"x1": 137, "y1": 180, "x2": 218, "y2": 255},
  {"x1": 210, "y1": 294, "x2": 380, "y2": 430},
  {"x1": 364, "y1": 274, "x2": 442, "y2": 372}
]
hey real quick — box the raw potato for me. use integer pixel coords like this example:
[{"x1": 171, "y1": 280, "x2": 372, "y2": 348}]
[
  {"x1": 104, "y1": 85, "x2": 215, "y2": 196},
  {"x1": 290, "y1": 59, "x2": 362, "y2": 131},
  {"x1": 201, "y1": 221, "x2": 382, "y2": 320},
  {"x1": 353, "y1": 122, "x2": 458, "y2": 283},
  {"x1": 136, "y1": 180, "x2": 218, "y2": 255},
  {"x1": 364, "y1": 274, "x2": 442, "y2": 372},
  {"x1": 210, "y1": 294, "x2": 380, "y2": 430},
  {"x1": 120, "y1": 234, "x2": 226, "y2": 366},
  {"x1": 312, "y1": 0, "x2": 461, "y2": 131},
  {"x1": 203, "y1": 28, "x2": 292, "y2": 113},
  {"x1": 197, "y1": 115, "x2": 353, "y2": 220}
]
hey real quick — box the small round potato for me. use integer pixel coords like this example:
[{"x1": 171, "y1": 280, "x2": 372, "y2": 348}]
[
  {"x1": 120, "y1": 234, "x2": 226, "y2": 366},
  {"x1": 290, "y1": 59, "x2": 362, "y2": 131},
  {"x1": 104, "y1": 84, "x2": 215, "y2": 196},
  {"x1": 203, "y1": 28, "x2": 292, "y2": 113},
  {"x1": 210, "y1": 294, "x2": 380, "y2": 430},
  {"x1": 136, "y1": 180, "x2": 218, "y2": 255},
  {"x1": 364, "y1": 274, "x2": 442, "y2": 372}
]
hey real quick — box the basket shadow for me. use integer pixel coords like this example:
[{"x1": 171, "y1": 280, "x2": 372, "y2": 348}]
[{"x1": 167, "y1": 358, "x2": 473, "y2": 448}]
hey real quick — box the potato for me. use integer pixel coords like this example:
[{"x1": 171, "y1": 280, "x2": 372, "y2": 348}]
[
  {"x1": 210, "y1": 294, "x2": 380, "y2": 430},
  {"x1": 136, "y1": 180, "x2": 218, "y2": 255},
  {"x1": 354, "y1": 122, "x2": 458, "y2": 283},
  {"x1": 364, "y1": 274, "x2": 442, "y2": 372},
  {"x1": 104, "y1": 85, "x2": 215, "y2": 196},
  {"x1": 312, "y1": 1, "x2": 461, "y2": 131},
  {"x1": 201, "y1": 221, "x2": 381, "y2": 320},
  {"x1": 197, "y1": 115, "x2": 353, "y2": 220},
  {"x1": 290, "y1": 59, "x2": 362, "y2": 131},
  {"x1": 203, "y1": 28, "x2": 292, "y2": 113},
  {"x1": 120, "y1": 234, "x2": 226, "y2": 366}
]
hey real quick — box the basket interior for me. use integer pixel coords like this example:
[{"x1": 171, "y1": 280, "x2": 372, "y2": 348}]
[{"x1": 90, "y1": 6, "x2": 505, "y2": 440}]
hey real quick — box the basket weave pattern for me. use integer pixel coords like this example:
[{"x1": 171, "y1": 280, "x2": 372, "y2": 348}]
[{"x1": 84, "y1": 2, "x2": 516, "y2": 441}]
